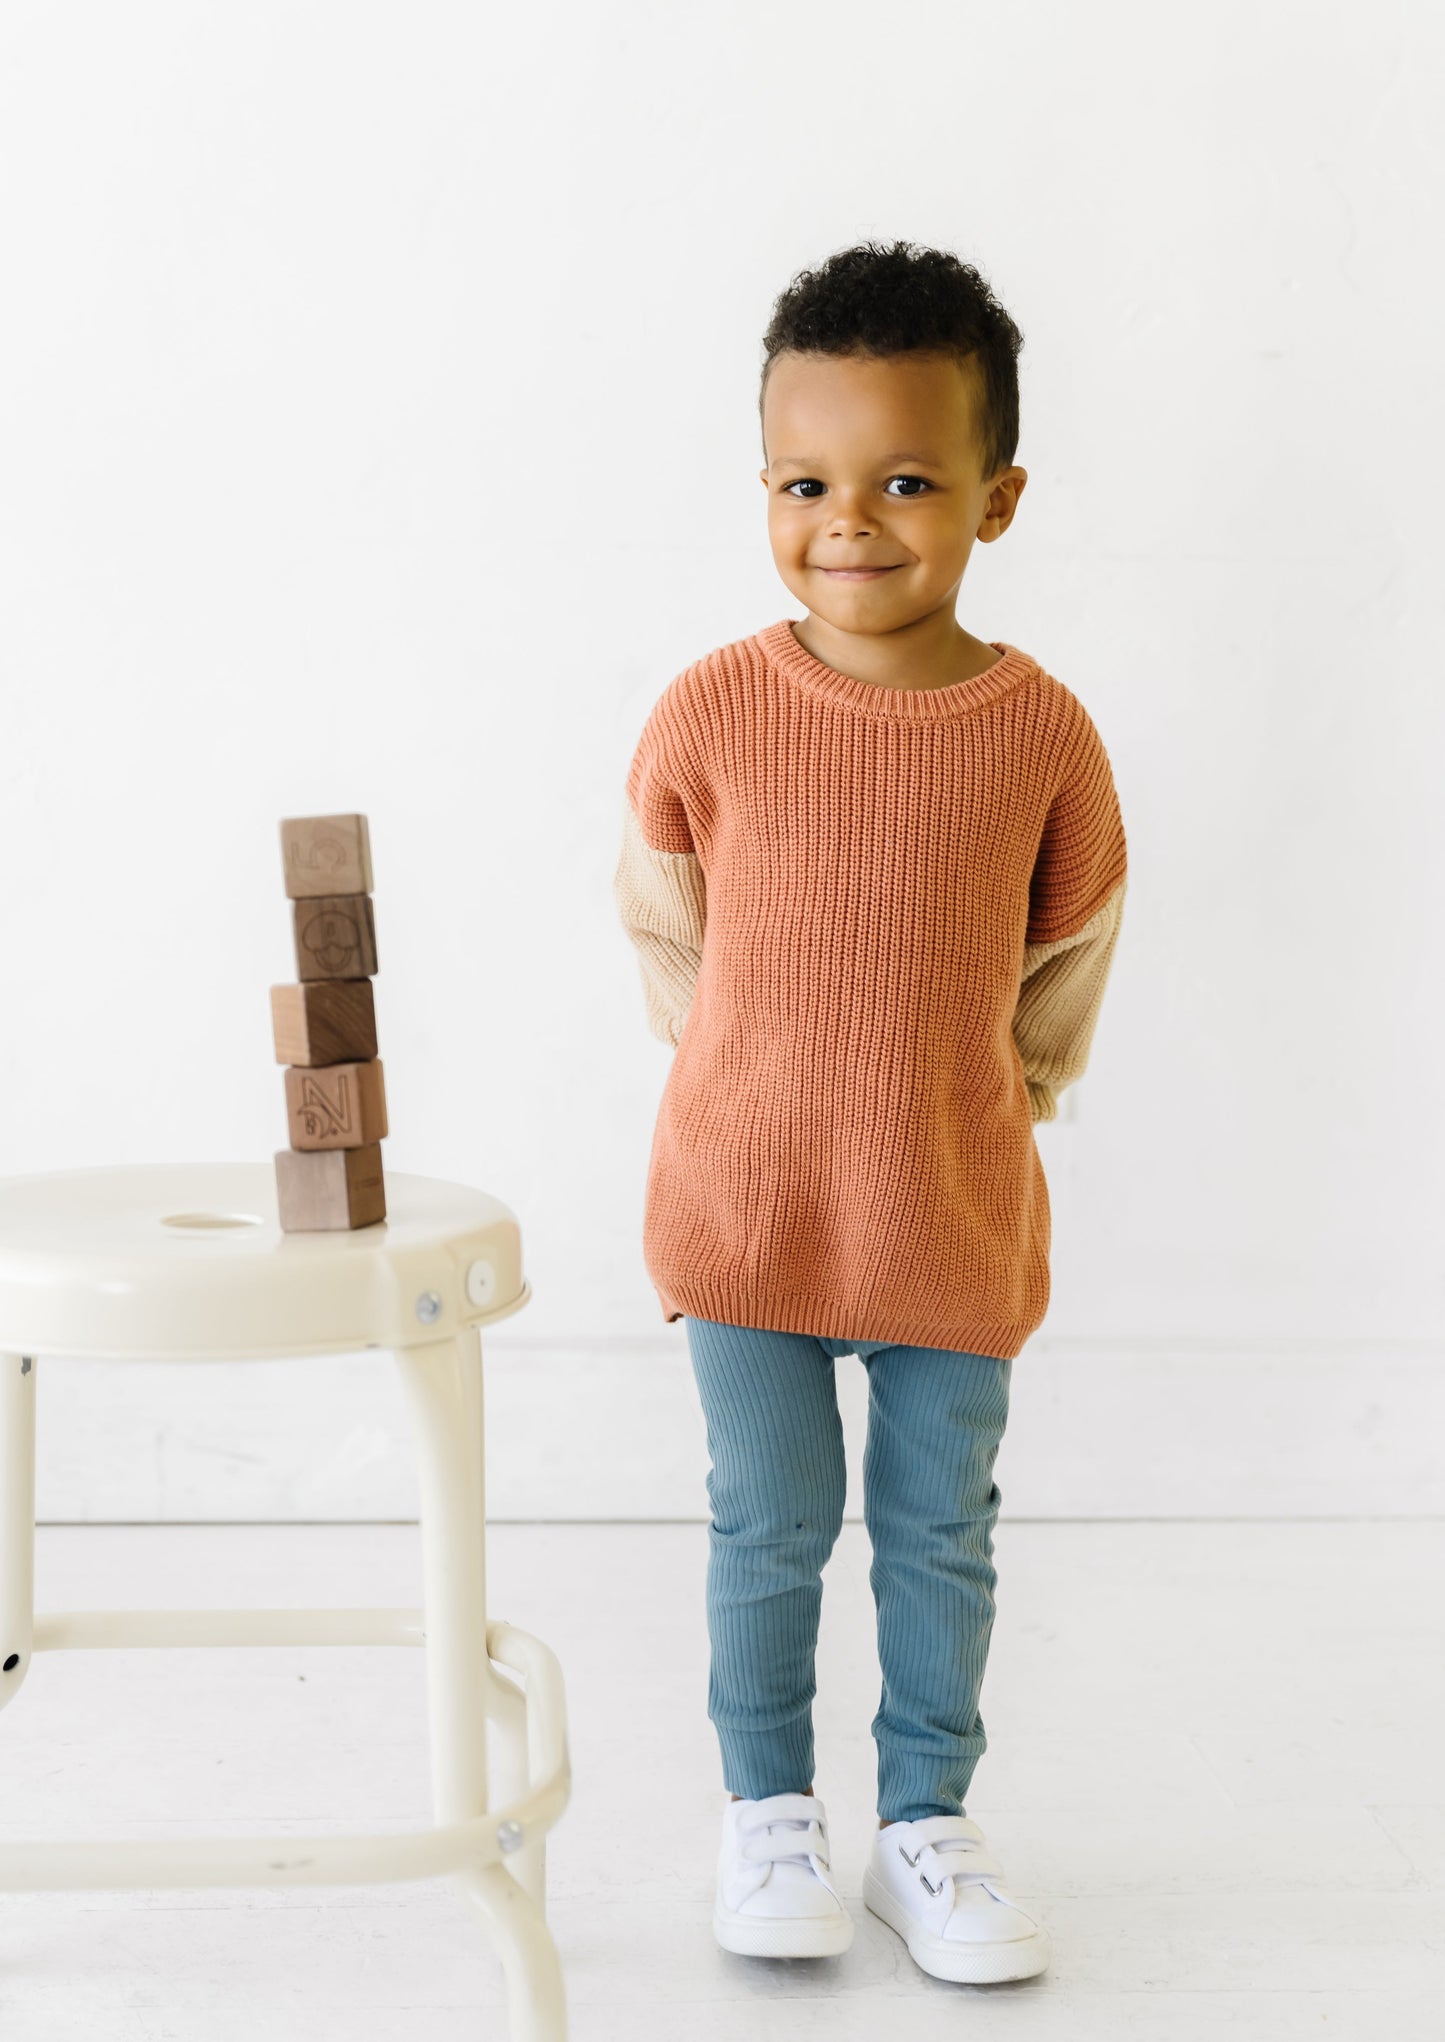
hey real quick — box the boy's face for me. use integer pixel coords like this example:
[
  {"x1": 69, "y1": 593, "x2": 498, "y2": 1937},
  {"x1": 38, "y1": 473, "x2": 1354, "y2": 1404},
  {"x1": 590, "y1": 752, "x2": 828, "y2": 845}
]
[{"x1": 759, "y1": 349, "x2": 1026, "y2": 637}]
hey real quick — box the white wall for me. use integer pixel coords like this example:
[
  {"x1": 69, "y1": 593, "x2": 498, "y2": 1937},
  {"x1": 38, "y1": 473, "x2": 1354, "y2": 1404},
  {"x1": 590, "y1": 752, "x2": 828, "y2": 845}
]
[{"x1": 2, "y1": 4, "x2": 1441, "y2": 1522}]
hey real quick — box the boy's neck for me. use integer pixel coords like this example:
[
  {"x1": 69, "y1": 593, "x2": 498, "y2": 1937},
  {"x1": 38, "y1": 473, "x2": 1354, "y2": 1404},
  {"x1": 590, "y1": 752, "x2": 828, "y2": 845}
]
[{"x1": 792, "y1": 609, "x2": 1001, "y2": 693}]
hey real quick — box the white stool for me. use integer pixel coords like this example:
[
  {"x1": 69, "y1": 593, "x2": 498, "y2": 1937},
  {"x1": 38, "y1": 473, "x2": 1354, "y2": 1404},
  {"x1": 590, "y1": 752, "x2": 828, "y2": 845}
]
[{"x1": 0, "y1": 1161, "x2": 571, "y2": 2042}]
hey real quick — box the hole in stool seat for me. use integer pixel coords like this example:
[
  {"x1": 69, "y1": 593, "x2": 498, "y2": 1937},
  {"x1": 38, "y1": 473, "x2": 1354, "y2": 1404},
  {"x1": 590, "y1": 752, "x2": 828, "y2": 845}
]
[{"x1": 160, "y1": 1212, "x2": 264, "y2": 1230}]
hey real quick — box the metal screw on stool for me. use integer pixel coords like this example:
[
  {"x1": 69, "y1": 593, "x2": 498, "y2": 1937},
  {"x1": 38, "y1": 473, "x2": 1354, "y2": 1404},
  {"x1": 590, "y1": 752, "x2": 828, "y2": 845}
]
[
  {"x1": 497, "y1": 1820, "x2": 525, "y2": 1855},
  {"x1": 415, "y1": 1291, "x2": 443, "y2": 1324}
]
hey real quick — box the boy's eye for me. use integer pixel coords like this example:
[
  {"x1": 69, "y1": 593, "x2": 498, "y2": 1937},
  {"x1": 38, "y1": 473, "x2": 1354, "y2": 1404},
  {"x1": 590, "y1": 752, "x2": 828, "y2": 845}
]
[{"x1": 781, "y1": 475, "x2": 932, "y2": 499}]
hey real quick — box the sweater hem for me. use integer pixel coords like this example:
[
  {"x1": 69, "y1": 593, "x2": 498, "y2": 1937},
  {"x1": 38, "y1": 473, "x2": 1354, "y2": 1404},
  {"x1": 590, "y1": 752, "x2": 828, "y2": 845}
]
[{"x1": 653, "y1": 1277, "x2": 1037, "y2": 1362}]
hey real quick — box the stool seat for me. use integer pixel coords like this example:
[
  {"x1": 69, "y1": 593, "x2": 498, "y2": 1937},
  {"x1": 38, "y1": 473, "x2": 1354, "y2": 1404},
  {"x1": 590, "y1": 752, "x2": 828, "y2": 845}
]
[{"x1": 0, "y1": 1161, "x2": 531, "y2": 1361}]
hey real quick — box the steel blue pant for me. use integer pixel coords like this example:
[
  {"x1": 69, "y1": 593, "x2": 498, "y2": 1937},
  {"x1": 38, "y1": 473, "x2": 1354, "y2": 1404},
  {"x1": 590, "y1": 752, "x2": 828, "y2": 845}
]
[{"x1": 684, "y1": 1315, "x2": 1013, "y2": 1825}]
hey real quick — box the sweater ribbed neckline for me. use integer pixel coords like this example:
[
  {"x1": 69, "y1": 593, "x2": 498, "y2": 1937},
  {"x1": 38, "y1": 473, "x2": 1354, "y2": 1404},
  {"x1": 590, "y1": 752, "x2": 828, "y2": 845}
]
[{"x1": 756, "y1": 616, "x2": 1034, "y2": 722}]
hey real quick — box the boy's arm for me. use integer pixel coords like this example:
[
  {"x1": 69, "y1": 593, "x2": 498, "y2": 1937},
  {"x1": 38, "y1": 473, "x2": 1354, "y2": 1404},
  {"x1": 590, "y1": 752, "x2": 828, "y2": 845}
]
[
  {"x1": 1013, "y1": 707, "x2": 1128, "y2": 1123},
  {"x1": 612, "y1": 703, "x2": 707, "y2": 1047}
]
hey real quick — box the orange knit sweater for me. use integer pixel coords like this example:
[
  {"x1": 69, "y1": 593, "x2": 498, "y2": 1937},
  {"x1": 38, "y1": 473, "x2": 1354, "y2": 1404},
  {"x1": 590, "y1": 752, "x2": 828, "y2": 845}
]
[{"x1": 613, "y1": 617, "x2": 1128, "y2": 1359}]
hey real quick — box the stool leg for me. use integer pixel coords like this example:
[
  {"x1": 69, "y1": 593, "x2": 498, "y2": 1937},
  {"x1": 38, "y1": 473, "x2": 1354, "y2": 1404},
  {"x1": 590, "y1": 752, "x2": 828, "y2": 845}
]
[
  {"x1": 393, "y1": 1327, "x2": 567, "y2": 2042},
  {"x1": 0, "y1": 1352, "x2": 36, "y2": 1717},
  {"x1": 490, "y1": 1661, "x2": 548, "y2": 1906}
]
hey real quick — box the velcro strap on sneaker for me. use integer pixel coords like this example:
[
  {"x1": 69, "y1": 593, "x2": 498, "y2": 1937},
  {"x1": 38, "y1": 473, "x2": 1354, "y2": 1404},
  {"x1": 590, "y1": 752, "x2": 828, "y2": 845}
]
[
  {"x1": 741, "y1": 1818, "x2": 829, "y2": 1867},
  {"x1": 736, "y1": 1794, "x2": 832, "y2": 1867},
  {"x1": 918, "y1": 1838, "x2": 1006, "y2": 1884},
  {"x1": 898, "y1": 1817, "x2": 1008, "y2": 1885}
]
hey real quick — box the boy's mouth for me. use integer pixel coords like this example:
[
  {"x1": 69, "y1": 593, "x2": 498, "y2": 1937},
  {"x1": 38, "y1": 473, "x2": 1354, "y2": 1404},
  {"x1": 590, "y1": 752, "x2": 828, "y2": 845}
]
[{"x1": 815, "y1": 565, "x2": 900, "y2": 579}]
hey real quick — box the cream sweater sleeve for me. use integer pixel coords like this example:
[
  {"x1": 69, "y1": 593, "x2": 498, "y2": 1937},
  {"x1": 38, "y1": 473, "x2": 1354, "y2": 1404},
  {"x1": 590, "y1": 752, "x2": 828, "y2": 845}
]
[
  {"x1": 613, "y1": 695, "x2": 707, "y2": 1047},
  {"x1": 1013, "y1": 705, "x2": 1129, "y2": 1123}
]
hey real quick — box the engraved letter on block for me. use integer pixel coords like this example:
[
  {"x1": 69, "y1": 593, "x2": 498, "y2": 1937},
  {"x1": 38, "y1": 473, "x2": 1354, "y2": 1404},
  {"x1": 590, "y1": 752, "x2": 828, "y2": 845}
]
[
  {"x1": 283, "y1": 1058, "x2": 389, "y2": 1150},
  {"x1": 280, "y1": 814, "x2": 374, "y2": 900},
  {"x1": 293, "y1": 894, "x2": 379, "y2": 982}
]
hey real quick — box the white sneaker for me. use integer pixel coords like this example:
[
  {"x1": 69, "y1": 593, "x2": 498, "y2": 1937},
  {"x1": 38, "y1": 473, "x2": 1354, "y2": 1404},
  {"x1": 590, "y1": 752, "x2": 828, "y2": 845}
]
[
  {"x1": 713, "y1": 1791, "x2": 855, "y2": 1957},
  {"x1": 863, "y1": 1813, "x2": 1051, "y2": 1983}
]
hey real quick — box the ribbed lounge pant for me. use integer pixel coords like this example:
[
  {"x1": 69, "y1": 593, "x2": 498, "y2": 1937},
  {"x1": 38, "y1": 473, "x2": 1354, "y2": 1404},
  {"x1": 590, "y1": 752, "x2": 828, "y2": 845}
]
[{"x1": 683, "y1": 1316, "x2": 1013, "y2": 1825}]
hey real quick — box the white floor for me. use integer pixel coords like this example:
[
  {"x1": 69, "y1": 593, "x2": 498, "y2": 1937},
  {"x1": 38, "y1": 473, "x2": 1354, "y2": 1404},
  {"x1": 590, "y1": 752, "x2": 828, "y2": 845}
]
[{"x1": 0, "y1": 1515, "x2": 1441, "y2": 2040}]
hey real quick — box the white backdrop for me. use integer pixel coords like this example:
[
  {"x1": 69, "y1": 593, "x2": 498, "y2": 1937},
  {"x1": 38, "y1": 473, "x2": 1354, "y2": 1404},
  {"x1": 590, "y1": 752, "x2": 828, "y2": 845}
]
[{"x1": 2, "y1": 3, "x2": 1440, "y2": 1523}]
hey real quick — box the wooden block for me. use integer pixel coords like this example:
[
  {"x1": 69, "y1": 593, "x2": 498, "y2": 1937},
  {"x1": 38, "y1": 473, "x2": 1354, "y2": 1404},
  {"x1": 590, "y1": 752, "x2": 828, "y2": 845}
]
[
  {"x1": 271, "y1": 980, "x2": 377, "y2": 1067},
  {"x1": 280, "y1": 814, "x2": 373, "y2": 900},
  {"x1": 274, "y1": 1144, "x2": 386, "y2": 1231},
  {"x1": 283, "y1": 1058, "x2": 388, "y2": 1150},
  {"x1": 293, "y1": 893, "x2": 378, "y2": 981}
]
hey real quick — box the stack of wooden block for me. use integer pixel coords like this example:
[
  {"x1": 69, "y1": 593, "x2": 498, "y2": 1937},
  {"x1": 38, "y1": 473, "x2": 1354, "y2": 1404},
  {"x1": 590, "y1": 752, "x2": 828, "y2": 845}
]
[{"x1": 271, "y1": 813, "x2": 388, "y2": 1231}]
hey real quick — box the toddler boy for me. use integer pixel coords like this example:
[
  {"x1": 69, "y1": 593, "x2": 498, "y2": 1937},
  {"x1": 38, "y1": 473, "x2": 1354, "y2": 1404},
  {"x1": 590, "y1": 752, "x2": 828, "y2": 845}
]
[{"x1": 614, "y1": 239, "x2": 1127, "y2": 1984}]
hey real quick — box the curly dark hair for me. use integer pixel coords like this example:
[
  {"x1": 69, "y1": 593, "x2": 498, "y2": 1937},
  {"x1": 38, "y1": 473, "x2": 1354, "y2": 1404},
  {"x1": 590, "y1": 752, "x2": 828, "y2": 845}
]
[{"x1": 759, "y1": 239, "x2": 1024, "y2": 479}]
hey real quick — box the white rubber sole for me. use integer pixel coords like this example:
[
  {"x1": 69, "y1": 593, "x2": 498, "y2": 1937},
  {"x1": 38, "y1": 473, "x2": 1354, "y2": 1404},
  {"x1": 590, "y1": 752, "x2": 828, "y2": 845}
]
[
  {"x1": 862, "y1": 1866, "x2": 1051, "y2": 1983},
  {"x1": 712, "y1": 1893, "x2": 856, "y2": 1958}
]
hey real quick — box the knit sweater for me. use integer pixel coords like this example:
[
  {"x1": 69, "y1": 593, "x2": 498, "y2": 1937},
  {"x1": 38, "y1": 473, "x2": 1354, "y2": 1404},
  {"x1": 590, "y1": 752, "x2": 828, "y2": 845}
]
[{"x1": 613, "y1": 617, "x2": 1128, "y2": 1359}]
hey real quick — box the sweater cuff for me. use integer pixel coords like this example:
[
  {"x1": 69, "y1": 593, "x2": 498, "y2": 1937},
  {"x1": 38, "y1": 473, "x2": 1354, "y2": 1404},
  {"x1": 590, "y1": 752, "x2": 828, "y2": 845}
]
[{"x1": 1027, "y1": 1080, "x2": 1057, "y2": 1123}]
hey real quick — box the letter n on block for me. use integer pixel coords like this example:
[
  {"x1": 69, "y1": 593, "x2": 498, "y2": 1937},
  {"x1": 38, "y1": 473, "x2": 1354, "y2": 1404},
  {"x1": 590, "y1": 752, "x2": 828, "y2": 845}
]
[{"x1": 284, "y1": 1059, "x2": 389, "y2": 1150}]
